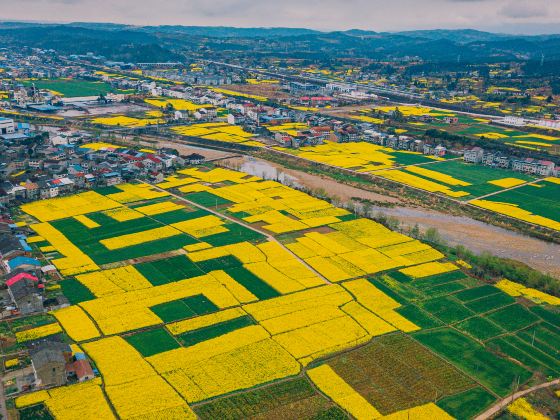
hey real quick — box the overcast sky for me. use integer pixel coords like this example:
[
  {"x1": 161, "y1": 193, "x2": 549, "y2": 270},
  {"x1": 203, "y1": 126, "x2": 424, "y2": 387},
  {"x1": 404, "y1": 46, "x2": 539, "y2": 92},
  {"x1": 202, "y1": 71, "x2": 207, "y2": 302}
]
[{"x1": 1, "y1": 0, "x2": 559, "y2": 34}]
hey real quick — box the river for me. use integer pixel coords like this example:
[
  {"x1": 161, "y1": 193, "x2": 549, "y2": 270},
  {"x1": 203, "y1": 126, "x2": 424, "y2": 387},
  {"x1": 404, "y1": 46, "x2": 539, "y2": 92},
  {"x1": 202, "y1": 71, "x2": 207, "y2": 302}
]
[{"x1": 221, "y1": 155, "x2": 560, "y2": 278}]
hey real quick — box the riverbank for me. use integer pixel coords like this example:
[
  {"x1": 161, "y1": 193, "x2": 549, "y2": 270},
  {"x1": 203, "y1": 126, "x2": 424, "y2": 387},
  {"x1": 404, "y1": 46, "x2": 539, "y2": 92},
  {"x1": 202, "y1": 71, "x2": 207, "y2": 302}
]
[{"x1": 221, "y1": 155, "x2": 560, "y2": 278}]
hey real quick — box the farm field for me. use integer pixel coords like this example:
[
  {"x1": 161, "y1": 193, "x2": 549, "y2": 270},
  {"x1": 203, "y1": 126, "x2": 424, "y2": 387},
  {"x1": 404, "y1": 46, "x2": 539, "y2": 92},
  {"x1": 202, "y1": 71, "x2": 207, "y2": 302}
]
[
  {"x1": 20, "y1": 78, "x2": 129, "y2": 97},
  {"x1": 273, "y1": 140, "x2": 552, "y2": 205},
  {"x1": 12, "y1": 166, "x2": 560, "y2": 420},
  {"x1": 399, "y1": 107, "x2": 559, "y2": 150},
  {"x1": 91, "y1": 114, "x2": 165, "y2": 127},
  {"x1": 171, "y1": 122, "x2": 264, "y2": 147},
  {"x1": 471, "y1": 177, "x2": 560, "y2": 231},
  {"x1": 274, "y1": 140, "x2": 443, "y2": 172},
  {"x1": 452, "y1": 121, "x2": 560, "y2": 151},
  {"x1": 355, "y1": 104, "x2": 560, "y2": 150},
  {"x1": 376, "y1": 160, "x2": 536, "y2": 200},
  {"x1": 144, "y1": 97, "x2": 213, "y2": 112}
]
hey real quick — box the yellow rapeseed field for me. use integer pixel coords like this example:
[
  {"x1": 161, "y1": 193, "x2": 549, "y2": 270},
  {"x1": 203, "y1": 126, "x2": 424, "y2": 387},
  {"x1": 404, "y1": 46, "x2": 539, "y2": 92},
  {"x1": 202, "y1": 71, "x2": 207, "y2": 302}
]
[
  {"x1": 399, "y1": 261, "x2": 458, "y2": 278},
  {"x1": 277, "y1": 141, "x2": 410, "y2": 172},
  {"x1": 100, "y1": 226, "x2": 182, "y2": 250},
  {"x1": 21, "y1": 190, "x2": 122, "y2": 222},
  {"x1": 147, "y1": 326, "x2": 300, "y2": 402},
  {"x1": 31, "y1": 223, "x2": 99, "y2": 275},
  {"x1": 92, "y1": 115, "x2": 165, "y2": 127},
  {"x1": 377, "y1": 169, "x2": 470, "y2": 198},
  {"x1": 496, "y1": 279, "x2": 560, "y2": 305},
  {"x1": 52, "y1": 306, "x2": 100, "y2": 342},
  {"x1": 17, "y1": 379, "x2": 116, "y2": 419},
  {"x1": 508, "y1": 398, "x2": 548, "y2": 420},
  {"x1": 167, "y1": 307, "x2": 247, "y2": 335},
  {"x1": 471, "y1": 199, "x2": 560, "y2": 231},
  {"x1": 15, "y1": 323, "x2": 62, "y2": 342},
  {"x1": 105, "y1": 183, "x2": 169, "y2": 204},
  {"x1": 171, "y1": 123, "x2": 263, "y2": 147},
  {"x1": 145, "y1": 98, "x2": 213, "y2": 111},
  {"x1": 308, "y1": 365, "x2": 381, "y2": 419},
  {"x1": 406, "y1": 165, "x2": 470, "y2": 187},
  {"x1": 488, "y1": 177, "x2": 527, "y2": 188},
  {"x1": 83, "y1": 337, "x2": 195, "y2": 419}
]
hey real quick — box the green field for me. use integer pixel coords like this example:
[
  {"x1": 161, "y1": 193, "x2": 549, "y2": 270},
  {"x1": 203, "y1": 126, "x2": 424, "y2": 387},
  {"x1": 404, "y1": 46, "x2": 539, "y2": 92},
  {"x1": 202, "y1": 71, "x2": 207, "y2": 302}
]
[
  {"x1": 317, "y1": 333, "x2": 475, "y2": 415},
  {"x1": 194, "y1": 377, "x2": 347, "y2": 419},
  {"x1": 421, "y1": 296, "x2": 475, "y2": 324},
  {"x1": 395, "y1": 304, "x2": 443, "y2": 329},
  {"x1": 486, "y1": 305, "x2": 540, "y2": 332},
  {"x1": 455, "y1": 316, "x2": 506, "y2": 341},
  {"x1": 124, "y1": 328, "x2": 180, "y2": 357},
  {"x1": 225, "y1": 265, "x2": 281, "y2": 299},
  {"x1": 453, "y1": 285, "x2": 502, "y2": 302},
  {"x1": 136, "y1": 255, "x2": 204, "y2": 286},
  {"x1": 392, "y1": 151, "x2": 438, "y2": 166},
  {"x1": 401, "y1": 160, "x2": 535, "y2": 199},
  {"x1": 178, "y1": 316, "x2": 255, "y2": 347},
  {"x1": 413, "y1": 328, "x2": 532, "y2": 396},
  {"x1": 21, "y1": 78, "x2": 128, "y2": 97},
  {"x1": 51, "y1": 209, "x2": 199, "y2": 265},
  {"x1": 363, "y1": 268, "x2": 559, "y2": 399},
  {"x1": 60, "y1": 278, "x2": 95, "y2": 304},
  {"x1": 18, "y1": 404, "x2": 54, "y2": 420},
  {"x1": 419, "y1": 115, "x2": 560, "y2": 149},
  {"x1": 150, "y1": 294, "x2": 219, "y2": 324},
  {"x1": 436, "y1": 387, "x2": 496, "y2": 420},
  {"x1": 480, "y1": 179, "x2": 560, "y2": 224},
  {"x1": 488, "y1": 336, "x2": 560, "y2": 378}
]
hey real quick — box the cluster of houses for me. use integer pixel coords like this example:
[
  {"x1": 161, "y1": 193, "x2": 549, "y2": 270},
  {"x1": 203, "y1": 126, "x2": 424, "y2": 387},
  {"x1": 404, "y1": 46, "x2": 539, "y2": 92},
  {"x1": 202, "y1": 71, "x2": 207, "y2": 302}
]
[
  {"x1": 0, "y1": 222, "x2": 47, "y2": 316},
  {"x1": 0, "y1": 124, "x2": 195, "y2": 205},
  {"x1": 270, "y1": 120, "x2": 447, "y2": 157},
  {"x1": 464, "y1": 147, "x2": 557, "y2": 176},
  {"x1": 27, "y1": 339, "x2": 94, "y2": 389},
  {"x1": 0, "y1": 215, "x2": 96, "y2": 391}
]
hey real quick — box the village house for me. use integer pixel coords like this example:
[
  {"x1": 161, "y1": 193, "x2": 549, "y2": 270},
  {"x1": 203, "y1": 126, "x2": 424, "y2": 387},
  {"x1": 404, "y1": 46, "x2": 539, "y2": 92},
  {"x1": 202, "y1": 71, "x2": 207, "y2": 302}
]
[
  {"x1": 184, "y1": 153, "x2": 206, "y2": 165},
  {"x1": 463, "y1": 147, "x2": 484, "y2": 164},
  {"x1": 30, "y1": 342, "x2": 72, "y2": 387},
  {"x1": 6, "y1": 271, "x2": 44, "y2": 314},
  {"x1": 511, "y1": 158, "x2": 556, "y2": 176}
]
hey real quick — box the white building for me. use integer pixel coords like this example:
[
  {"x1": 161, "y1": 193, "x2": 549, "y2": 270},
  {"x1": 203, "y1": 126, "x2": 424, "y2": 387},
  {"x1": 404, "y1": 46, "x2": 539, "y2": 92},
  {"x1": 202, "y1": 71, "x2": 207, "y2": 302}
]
[
  {"x1": 536, "y1": 119, "x2": 560, "y2": 130},
  {"x1": 501, "y1": 116, "x2": 526, "y2": 127},
  {"x1": 0, "y1": 117, "x2": 15, "y2": 135}
]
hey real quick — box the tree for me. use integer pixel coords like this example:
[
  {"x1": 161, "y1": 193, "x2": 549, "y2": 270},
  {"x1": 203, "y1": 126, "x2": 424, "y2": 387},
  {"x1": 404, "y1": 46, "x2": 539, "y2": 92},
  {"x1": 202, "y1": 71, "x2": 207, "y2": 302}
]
[
  {"x1": 392, "y1": 107, "x2": 404, "y2": 122},
  {"x1": 423, "y1": 227, "x2": 444, "y2": 246}
]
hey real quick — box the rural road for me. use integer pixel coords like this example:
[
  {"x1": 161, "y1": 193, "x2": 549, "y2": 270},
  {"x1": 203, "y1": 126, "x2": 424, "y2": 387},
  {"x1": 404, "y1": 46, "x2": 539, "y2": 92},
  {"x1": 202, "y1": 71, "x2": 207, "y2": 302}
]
[{"x1": 474, "y1": 378, "x2": 560, "y2": 420}]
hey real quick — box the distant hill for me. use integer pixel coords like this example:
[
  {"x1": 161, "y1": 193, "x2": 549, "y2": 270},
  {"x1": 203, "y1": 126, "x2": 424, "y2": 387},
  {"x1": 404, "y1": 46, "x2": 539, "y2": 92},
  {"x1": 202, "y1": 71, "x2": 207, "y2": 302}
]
[
  {"x1": 394, "y1": 29, "x2": 510, "y2": 43},
  {"x1": 1, "y1": 21, "x2": 560, "y2": 64},
  {"x1": 66, "y1": 22, "x2": 321, "y2": 38}
]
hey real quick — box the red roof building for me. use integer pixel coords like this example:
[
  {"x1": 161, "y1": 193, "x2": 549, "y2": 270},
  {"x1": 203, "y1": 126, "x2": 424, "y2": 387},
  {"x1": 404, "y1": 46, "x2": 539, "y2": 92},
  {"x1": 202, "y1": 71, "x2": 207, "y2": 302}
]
[{"x1": 6, "y1": 272, "x2": 39, "y2": 287}]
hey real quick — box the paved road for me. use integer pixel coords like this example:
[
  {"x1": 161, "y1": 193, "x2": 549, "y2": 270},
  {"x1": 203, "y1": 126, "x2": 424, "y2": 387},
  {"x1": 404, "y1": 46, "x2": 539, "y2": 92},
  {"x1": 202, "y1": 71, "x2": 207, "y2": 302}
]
[{"x1": 474, "y1": 378, "x2": 560, "y2": 420}]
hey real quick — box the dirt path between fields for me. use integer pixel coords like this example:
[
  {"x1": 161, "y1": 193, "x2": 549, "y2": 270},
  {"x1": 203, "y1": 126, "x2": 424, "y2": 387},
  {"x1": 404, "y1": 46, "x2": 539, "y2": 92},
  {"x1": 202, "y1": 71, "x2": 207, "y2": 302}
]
[
  {"x1": 474, "y1": 379, "x2": 560, "y2": 420},
  {"x1": 139, "y1": 180, "x2": 332, "y2": 285}
]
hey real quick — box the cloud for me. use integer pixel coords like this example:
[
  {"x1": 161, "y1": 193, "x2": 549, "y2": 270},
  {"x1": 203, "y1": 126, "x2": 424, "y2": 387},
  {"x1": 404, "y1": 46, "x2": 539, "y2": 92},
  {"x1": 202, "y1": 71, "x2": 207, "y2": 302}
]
[
  {"x1": 0, "y1": 0, "x2": 558, "y2": 33},
  {"x1": 499, "y1": 0, "x2": 549, "y2": 19}
]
